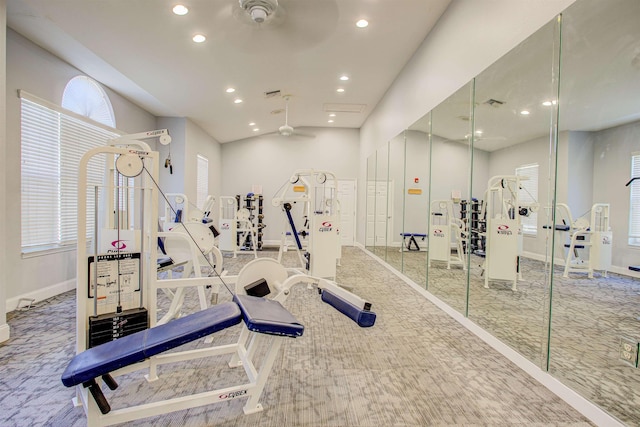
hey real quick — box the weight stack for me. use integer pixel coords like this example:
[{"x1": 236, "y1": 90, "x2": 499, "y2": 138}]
[{"x1": 88, "y1": 307, "x2": 149, "y2": 348}]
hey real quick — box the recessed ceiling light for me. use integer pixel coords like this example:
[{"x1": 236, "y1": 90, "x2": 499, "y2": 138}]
[
  {"x1": 542, "y1": 101, "x2": 552, "y2": 106},
  {"x1": 253, "y1": 128, "x2": 259, "y2": 132},
  {"x1": 192, "y1": 34, "x2": 206, "y2": 43},
  {"x1": 172, "y1": 5, "x2": 188, "y2": 15},
  {"x1": 356, "y1": 19, "x2": 369, "y2": 28},
  {"x1": 329, "y1": 113, "x2": 336, "y2": 117},
  {"x1": 226, "y1": 88, "x2": 236, "y2": 93},
  {"x1": 336, "y1": 88, "x2": 345, "y2": 93},
  {"x1": 475, "y1": 130, "x2": 483, "y2": 135},
  {"x1": 328, "y1": 120, "x2": 334, "y2": 123},
  {"x1": 234, "y1": 98, "x2": 243, "y2": 104},
  {"x1": 339, "y1": 75, "x2": 349, "y2": 81},
  {"x1": 520, "y1": 110, "x2": 530, "y2": 115},
  {"x1": 249, "y1": 122, "x2": 256, "y2": 126}
]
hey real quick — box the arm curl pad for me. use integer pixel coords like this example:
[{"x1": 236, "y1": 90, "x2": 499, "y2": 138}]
[{"x1": 321, "y1": 290, "x2": 376, "y2": 327}]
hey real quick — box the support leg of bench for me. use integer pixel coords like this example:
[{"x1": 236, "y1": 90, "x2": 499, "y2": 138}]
[{"x1": 242, "y1": 337, "x2": 284, "y2": 415}]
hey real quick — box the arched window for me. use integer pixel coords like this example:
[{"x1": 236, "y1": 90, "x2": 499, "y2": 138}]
[{"x1": 62, "y1": 75, "x2": 116, "y2": 127}]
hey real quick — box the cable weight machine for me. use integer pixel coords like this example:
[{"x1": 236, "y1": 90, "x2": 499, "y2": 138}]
[{"x1": 76, "y1": 131, "x2": 167, "y2": 353}]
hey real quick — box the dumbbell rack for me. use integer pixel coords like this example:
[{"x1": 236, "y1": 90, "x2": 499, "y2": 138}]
[{"x1": 235, "y1": 194, "x2": 264, "y2": 250}]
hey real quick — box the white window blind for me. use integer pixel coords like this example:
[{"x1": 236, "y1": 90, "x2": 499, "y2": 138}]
[
  {"x1": 196, "y1": 154, "x2": 209, "y2": 209},
  {"x1": 516, "y1": 163, "x2": 539, "y2": 236},
  {"x1": 629, "y1": 153, "x2": 640, "y2": 246},
  {"x1": 21, "y1": 95, "x2": 119, "y2": 251}
]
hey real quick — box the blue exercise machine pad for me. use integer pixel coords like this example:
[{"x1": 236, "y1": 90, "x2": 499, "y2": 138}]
[
  {"x1": 233, "y1": 294, "x2": 304, "y2": 338},
  {"x1": 62, "y1": 302, "x2": 242, "y2": 387},
  {"x1": 321, "y1": 290, "x2": 376, "y2": 328}
]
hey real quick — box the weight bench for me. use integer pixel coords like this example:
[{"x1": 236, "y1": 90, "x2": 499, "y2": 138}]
[
  {"x1": 400, "y1": 233, "x2": 427, "y2": 251},
  {"x1": 62, "y1": 295, "x2": 303, "y2": 425}
]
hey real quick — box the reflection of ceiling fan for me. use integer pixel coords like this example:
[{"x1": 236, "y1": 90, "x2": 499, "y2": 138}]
[{"x1": 269, "y1": 95, "x2": 315, "y2": 138}]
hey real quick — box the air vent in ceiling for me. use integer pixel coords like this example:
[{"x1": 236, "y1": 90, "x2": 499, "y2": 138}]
[
  {"x1": 323, "y1": 103, "x2": 366, "y2": 113},
  {"x1": 264, "y1": 90, "x2": 281, "y2": 98},
  {"x1": 457, "y1": 115, "x2": 470, "y2": 122},
  {"x1": 484, "y1": 98, "x2": 505, "y2": 107},
  {"x1": 270, "y1": 108, "x2": 285, "y2": 115}
]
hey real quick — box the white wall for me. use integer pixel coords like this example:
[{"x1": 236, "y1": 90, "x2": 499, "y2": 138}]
[
  {"x1": 357, "y1": 0, "x2": 576, "y2": 244},
  {"x1": 4, "y1": 29, "x2": 156, "y2": 310},
  {"x1": 403, "y1": 131, "x2": 429, "y2": 235},
  {"x1": 221, "y1": 127, "x2": 359, "y2": 243},
  {"x1": 567, "y1": 131, "x2": 595, "y2": 217},
  {"x1": 185, "y1": 119, "x2": 222, "y2": 223}
]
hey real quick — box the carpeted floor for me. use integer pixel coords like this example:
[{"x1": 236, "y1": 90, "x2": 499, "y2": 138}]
[
  {"x1": 1, "y1": 247, "x2": 596, "y2": 426},
  {"x1": 376, "y1": 246, "x2": 640, "y2": 426}
]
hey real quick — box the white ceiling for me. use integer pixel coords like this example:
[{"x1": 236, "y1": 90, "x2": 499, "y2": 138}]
[{"x1": 7, "y1": 0, "x2": 452, "y2": 143}]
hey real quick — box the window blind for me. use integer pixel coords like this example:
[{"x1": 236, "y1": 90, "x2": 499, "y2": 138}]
[
  {"x1": 196, "y1": 154, "x2": 209, "y2": 210},
  {"x1": 515, "y1": 163, "x2": 539, "y2": 236},
  {"x1": 629, "y1": 153, "x2": 640, "y2": 246},
  {"x1": 21, "y1": 96, "x2": 120, "y2": 251}
]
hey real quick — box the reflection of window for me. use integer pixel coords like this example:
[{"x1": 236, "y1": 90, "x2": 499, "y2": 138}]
[
  {"x1": 196, "y1": 154, "x2": 209, "y2": 209},
  {"x1": 20, "y1": 88, "x2": 119, "y2": 252},
  {"x1": 629, "y1": 153, "x2": 640, "y2": 246},
  {"x1": 516, "y1": 163, "x2": 539, "y2": 236}
]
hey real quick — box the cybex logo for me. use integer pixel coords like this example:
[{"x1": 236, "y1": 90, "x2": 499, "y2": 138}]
[
  {"x1": 497, "y1": 225, "x2": 512, "y2": 235},
  {"x1": 433, "y1": 229, "x2": 444, "y2": 237},
  {"x1": 319, "y1": 221, "x2": 333, "y2": 232},
  {"x1": 110, "y1": 240, "x2": 127, "y2": 250}
]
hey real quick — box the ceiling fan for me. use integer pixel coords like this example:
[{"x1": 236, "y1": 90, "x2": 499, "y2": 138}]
[{"x1": 269, "y1": 95, "x2": 315, "y2": 138}]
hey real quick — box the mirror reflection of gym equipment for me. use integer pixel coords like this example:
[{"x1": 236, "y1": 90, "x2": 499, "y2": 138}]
[{"x1": 428, "y1": 200, "x2": 465, "y2": 270}]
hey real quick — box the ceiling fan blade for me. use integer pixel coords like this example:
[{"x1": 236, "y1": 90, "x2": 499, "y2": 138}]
[{"x1": 293, "y1": 131, "x2": 316, "y2": 139}]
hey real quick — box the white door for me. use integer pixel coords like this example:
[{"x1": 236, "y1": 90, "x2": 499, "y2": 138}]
[{"x1": 337, "y1": 179, "x2": 356, "y2": 246}]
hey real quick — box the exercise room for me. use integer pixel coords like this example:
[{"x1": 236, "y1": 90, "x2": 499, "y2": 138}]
[{"x1": 1, "y1": 0, "x2": 638, "y2": 426}]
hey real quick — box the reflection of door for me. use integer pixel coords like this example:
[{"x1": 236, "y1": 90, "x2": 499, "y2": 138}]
[
  {"x1": 337, "y1": 180, "x2": 356, "y2": 246},
  {"x1": 366, "y1": 181, "x2": 376, "y2": 246},
  {"x1": 366, "y1": 180, "x2": 393, "y2": 246}
]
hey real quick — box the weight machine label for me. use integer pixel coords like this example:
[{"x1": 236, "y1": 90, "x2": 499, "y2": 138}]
[{"x1": 88, "y1": 253, "x2": 141, "y2": 312}]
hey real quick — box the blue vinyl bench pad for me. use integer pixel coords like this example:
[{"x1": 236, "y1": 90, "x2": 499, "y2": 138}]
[
  {"x1": 62, "y1": 302, "x2": 242, "y2": 387},
  {"x1": 233, "y1": 294, "x2": 304, "y2": 337}
]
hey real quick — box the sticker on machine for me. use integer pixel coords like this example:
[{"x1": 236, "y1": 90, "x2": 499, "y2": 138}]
[{"x1": 318, "y1": 221, "x2": 333, "y2": 232}]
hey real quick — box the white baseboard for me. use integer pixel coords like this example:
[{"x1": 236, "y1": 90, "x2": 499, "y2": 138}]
[
  {"x1": 362, "y1": 246, "x2": 624, "y2": 427},
  {"x1": 6, "y1": 279, "x2": 76, "y2": 313},
  {"x1": 0, "y1": 323, "x2": 10, "y2": 343},
  {"x1": 522, "y1": 251, "x2": 640, "y2": 279}
]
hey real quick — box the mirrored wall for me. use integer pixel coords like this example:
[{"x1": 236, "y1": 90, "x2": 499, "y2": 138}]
[{"x1": 364, "y1": 0, "x2": 640, "y2": 423}]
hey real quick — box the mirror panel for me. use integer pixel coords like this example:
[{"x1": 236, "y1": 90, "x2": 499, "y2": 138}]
[
  {"x1": 385, "y1": 132, "x2": 407, "y2": 272},
  {"x1": 467, "y1": 16, "x2": 561, "y2": 365},
  {"x1": 404, "y1": 117, "x2": 431, "y2": 287},
  {"x1": 548, "y1": 0, "x2": 640, "y2": 423},
  {"x1": 373, "y1": 142, "x2": 390, "y2": 259},
  {"x1": 427, "y1": 82, "x2": 473, "y2": 313},
  {"x1": 365, "y1": 152, "x2": 377, "y2": 252}
]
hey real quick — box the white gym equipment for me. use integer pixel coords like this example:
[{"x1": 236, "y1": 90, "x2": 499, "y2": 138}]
[
  {"x1": 272, "y1": 169, "x2": 341, "y2": 279},
  {"x1": 217, "y1": 196, "x2": 258, "y2": 258},
  {"x1": 551, "y1": 203, "x2": 612, "y2": 278},
  {"x1": 157, "y1": 191, "x2": 223, "y2": 322},
  {"x1": 70, "y1": 130, "x2": 309, "y2": 426},
  {"x1": 161, "y1": 193, "x2": 215, "y2": 231},
  {"x1": 482, "y1": 175, "x2": 539, "y2": 291},
  {"x1": 428, "y1": 199, "x2": 466, "y2": 270}
]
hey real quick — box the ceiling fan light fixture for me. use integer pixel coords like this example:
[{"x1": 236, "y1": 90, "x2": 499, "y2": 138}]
[
  {"x1": 239, "y1": 0, "x2": 278, "y2": 23},
  {"x1": 279, "y1": 124, "x2": 293, "y2": 136}
]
